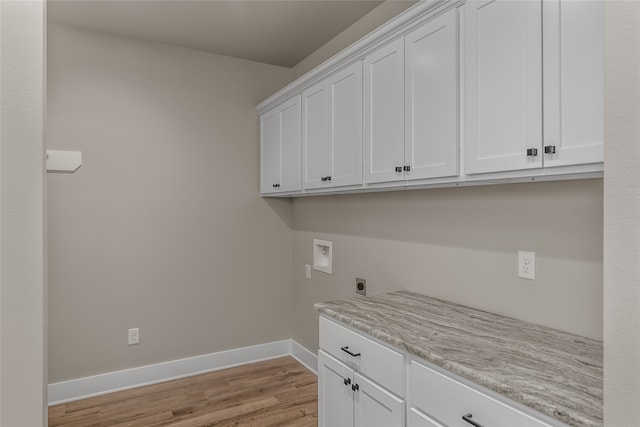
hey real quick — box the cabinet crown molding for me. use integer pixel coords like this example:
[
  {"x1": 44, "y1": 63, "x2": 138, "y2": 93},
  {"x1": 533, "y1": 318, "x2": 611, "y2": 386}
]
[{"x1": 256, "y1": 0, "x2": 456, "y2": 115}]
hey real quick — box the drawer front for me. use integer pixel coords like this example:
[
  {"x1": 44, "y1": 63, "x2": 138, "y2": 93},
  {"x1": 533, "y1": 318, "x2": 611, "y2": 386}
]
[
  {"x1": 319, "y1": 316, "x2": 404, "y2": 396},
  {"x1": 409, "y1": 360, "x2": 552, "y2": 427}
]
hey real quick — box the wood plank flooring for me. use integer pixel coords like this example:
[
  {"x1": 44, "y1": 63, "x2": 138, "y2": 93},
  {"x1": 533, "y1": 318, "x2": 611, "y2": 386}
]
[{"x1": 49, "y1": 356, "x2": 318, "y2": 427}]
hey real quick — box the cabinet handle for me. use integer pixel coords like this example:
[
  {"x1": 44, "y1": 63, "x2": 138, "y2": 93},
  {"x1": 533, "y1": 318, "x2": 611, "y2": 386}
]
[
  {"x1": 340, "y1": 346, "x2": 361, "y2": 357},
  {"x1": 526, "y1": 148, "x2": 538, "y2": 157},
  {"x1": 404, "y1": 165, "x2": 411, "y2": 172},
  {"x1": 351, "y1": 383, "x2": 359, "y2": 392},
  {"x1": 462, "y1": 413, "x2": 484, "y2": 427},
  {"x1": 544, "y1": 145, "x2": 557, "y2": 154},
  {"x1": 343, "y1": 378, "x2": 351, "y2": 386},
  {"x1": 395, "y1": 166, "x2": 403, "y2": 173}
]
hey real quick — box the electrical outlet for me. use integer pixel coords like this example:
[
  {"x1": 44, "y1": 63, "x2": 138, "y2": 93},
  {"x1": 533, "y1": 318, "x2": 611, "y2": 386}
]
[
  {"x1": 128, "y1": 328, "x2": 139, "y2": 345},
  {"x1": 356, "y1": 278, "x2": 366, "y2": 295},
  {"x1": 518, "y1": 251, "x2": 535, "y2": 280},
  {"x1": 305, "y1": 264, "x2": 311, "y2": 279}
]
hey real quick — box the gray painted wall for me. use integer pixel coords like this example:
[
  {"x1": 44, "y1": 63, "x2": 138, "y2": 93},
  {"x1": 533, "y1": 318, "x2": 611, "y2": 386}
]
[
  {"x1": 291, "y1": 180, "x2": 603, "y2": 353},
  {"x1": 46, "y1": 24, "x2": 295, "y2": 383},
  {"x1": 1, "y1": 0, "x2": 46, "y2": 424},
  {"x1": 603, "y1": 1, "x2": 640, "y2": 424}
]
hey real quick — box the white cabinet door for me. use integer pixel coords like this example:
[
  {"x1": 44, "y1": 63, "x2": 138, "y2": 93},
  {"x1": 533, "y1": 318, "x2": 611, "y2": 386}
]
[
  {"x1": 543, "y1": 0, "x2": 604, "y2": 167},
  {"x1": 303, "y1": 62, "x2": 362, "y2": 190},
  {"x1": 354, "y1": 373, "x2": 404, "y2": 427},
  {"x1": 407, "y1": 408, "x2": 443, "y2": 427},
  {"x1": 464, "y1": 0, "x2": 542, "y2": 174},
  {"x1": 260, "y1": 109, "x2": 281, "y2": 194},
  {"x1": 330, "y1": 62, "x2": 363, "y2": 187},
  {"x1": 318, "y1": 350, "x2": 355, "y2": 427},
  {"x1": 260, "y1": 96, "x2": 301, "y2": 194},
  {"x1": 405, "y1": 8, "x2": 459, "y2": 180},
  {"x1": 364, "y1": 38, "x2": 405, "y2": 184},
  {"x1": 302, "y1": 81, "x2": 330, "y2": 189},
  {"x1": 279, "y1": 96, "x2": 302, "y2": 193}
]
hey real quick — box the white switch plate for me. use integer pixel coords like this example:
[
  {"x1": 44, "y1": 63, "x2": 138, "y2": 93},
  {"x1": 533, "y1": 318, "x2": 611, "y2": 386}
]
[
  {"x1": 518, "y1": 251, "x2": 535, "y2": 280},
  {"x1": 128, "y1": 328, "x2": 139, "y2": 345},
  {"x1": 305, "y1": 264, "x2": 311, "y2": 279}
]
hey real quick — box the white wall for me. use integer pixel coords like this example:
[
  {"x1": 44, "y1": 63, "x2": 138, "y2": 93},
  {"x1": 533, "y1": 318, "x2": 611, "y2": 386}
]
[
  {"x1": 0, "y1": 0, "x2": 47, "y2": 425},
  {"x1": 46, "y1": 24, "x2": 295, "y2": 383},
  {"x1": 603, "y1": 1, "x2": 640, "y2": 424},
  {"x1": 292, "y1": 180, "x2": 603, "y2": 352}
]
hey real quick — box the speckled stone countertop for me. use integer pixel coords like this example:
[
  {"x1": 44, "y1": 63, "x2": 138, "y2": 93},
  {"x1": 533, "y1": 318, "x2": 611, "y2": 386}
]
[{"x1": 315, "y1": 291, "x2": 602, "y2": 427}]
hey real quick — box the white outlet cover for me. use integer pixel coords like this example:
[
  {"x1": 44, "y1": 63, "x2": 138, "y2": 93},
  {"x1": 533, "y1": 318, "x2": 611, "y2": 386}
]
[
  {"x1": 518, "y1": 251, "x2": 535, "y2": 280},
  {"x1": 305, "y1": 264, "x2": 311, "y2": 279}
]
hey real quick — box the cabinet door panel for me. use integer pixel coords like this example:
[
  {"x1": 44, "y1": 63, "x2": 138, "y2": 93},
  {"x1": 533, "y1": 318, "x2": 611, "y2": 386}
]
[
  {"x1": 331, "y1": 62, "x2": 363, "y2": 187},
  {"x1": 465, "y1": 0, "x2": 542, "y2": 174},
  {"x1": 260, "y1": 110, "x2": 280, "y2": 194},
  {"x1": 279, "y1": 96, "x2": 302, "y2": 192},
  {"x1": 318, "y1": 350, "x2": 354, "y2": 427},
  {"x1": 354, "y1": 373, "x2": 404, "y2": 427},
  {"x1": 405, "y1": 8, "x2": 459, "y2": 180},
  {"x1": 302, "y1": 81, "x2": 331, "y2": 189},
  {"x1": 543, "y1": 0, "x2": 604, "y2": 167},
  {"x1": 408, "y1": 408, "x2": 443, "y2": 427},
  {"x1": 320, "y1": 316, "x2": 405, "y2": 397},
  {"x1": 364, "y1": 38, "x2": 405, "y2": 184}
]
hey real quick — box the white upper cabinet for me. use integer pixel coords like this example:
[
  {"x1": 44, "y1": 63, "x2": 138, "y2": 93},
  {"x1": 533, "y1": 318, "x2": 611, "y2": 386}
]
[
  {"x1": 364, "y1": 37, "x2": 405, "y2": 184},
  {"x1": 258, "y1": 0, "x2": 604, "y2": 197},
  {"x1": 260, "y1": 96, "x2": 301, "y2": 194},
  {"x1": 302, "y1": 62, "x2": 363, "y2": 190},
  {"x1": 260, "y1": 108, "x2": 281, "y2": 194},
  {"x1": 405, "y1": 8, "x2": 459, "y2": 180},
  {"x1": 302, "y1": 80, "x2": 331, "y2": 189},
  {"x1": 542, "y1": 0, "x2": 604, "y2": 167},
  {"x1": 330, "y1": 63, "x2": 363, "y2": 188},
  {"x1": 464, "y1": 0, "x2": 543, "y2": 174}
]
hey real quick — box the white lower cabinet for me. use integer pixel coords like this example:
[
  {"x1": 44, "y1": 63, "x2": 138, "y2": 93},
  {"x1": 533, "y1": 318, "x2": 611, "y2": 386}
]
[
  {"x1": 318, "y1": 350, "x2": 355, "y2": 427},
  {"x1": 407, "y1": 408, "x2": 443, "y2": 427},
  {"x1": 259, "y1": 96, "x2": 301, "y2": 194},
  {"x1": 319, "y1": 350, "x2": 404, "y2": 427},
  {"x1": 319, "y1": 315, "x2": 565, "y2": 427},
  {"x1": 409, "y1": 360, "x2": 553, "y2": 427}
]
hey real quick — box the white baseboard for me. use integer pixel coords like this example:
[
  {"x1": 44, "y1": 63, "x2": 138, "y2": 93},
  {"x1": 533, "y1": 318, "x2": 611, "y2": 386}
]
[
  {"x1": 48, "y1": 339, "x2": 318, "y2": 406},
  {"x1": 290, "y1": 340, "x2": 318, "y2": 374}
]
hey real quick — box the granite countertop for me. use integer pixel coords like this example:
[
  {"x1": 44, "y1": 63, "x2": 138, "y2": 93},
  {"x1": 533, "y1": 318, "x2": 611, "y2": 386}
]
[{"x1": 315, "y1": 291, "x2": 603, "y2": 427}]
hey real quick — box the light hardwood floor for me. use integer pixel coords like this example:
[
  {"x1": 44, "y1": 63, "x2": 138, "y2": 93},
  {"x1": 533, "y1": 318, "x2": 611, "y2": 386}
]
[{"x1": 49, "y1": 356, "x2": 318, "y2": 427}]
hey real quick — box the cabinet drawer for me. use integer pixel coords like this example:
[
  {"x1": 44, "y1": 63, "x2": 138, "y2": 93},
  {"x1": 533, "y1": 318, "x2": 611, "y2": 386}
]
[
  {"x1": 319, "y1": 316, "x2": 404, "y2": 396},
  {"x1": 409, "y1": 360, "x2": 552, "y2": 427}
]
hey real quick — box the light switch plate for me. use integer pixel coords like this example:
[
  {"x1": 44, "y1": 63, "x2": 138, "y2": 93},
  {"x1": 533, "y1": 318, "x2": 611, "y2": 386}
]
[{"x1": 128, "y1": 328, "x2": 139, "y2": 345}]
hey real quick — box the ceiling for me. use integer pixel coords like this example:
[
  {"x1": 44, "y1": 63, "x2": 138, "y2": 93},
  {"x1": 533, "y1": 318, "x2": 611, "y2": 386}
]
[{"x1": 47, "y1": 0, "x2": 389, "y2": 68}]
